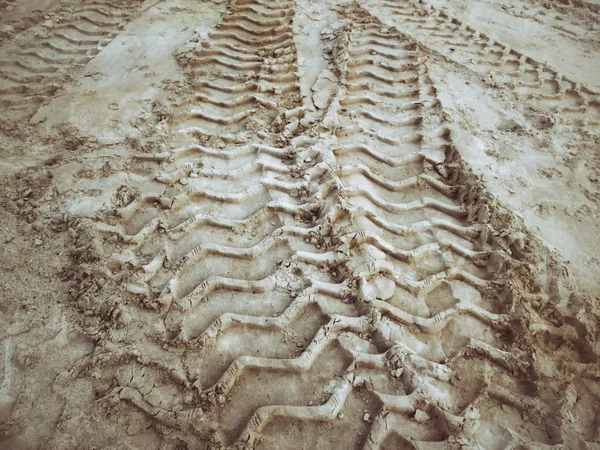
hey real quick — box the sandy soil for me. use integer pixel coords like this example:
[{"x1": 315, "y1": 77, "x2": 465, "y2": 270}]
[{"x1": 1, "y1": 0, "x2": 599, "y2": 448}]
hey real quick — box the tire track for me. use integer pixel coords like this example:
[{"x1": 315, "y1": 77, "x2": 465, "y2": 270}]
[
  {"x1": 317, "y1": 9, "x2": 598, "y2": 448},
  {"x1": 173, "y1": 0, "x2": 303, "y2": 141},
  {"x1": 0, "y1": 0, "x2": 145, "y2": 122},
  {"x1": 88, "y1": 0, "x2": 351, "y2": 446},
  {"x1": 317, "y1": 18, "x2": 525, "y2": 448},
  {"x1": 365, "y1": 0, "x2": 600, "y2": 128},
  {"x1": 74, "y1": 1, "x2": 600, "y2": 448}
]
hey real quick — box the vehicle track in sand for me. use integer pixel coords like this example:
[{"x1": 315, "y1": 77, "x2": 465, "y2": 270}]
[
  {"x1": 365, "y1": 0, "x2": 600, "y2": 128},
  {"x1": 1, "y1": 0, "x2": 598, "y2": 448},
  {"x1": 0, "y1": 0, "x2": 145, "y2": 123},
  {"x1": 64, "y1": 2, "x2": 600, "y2": 449},
  {"x1": 171, "y1": 0, "x2": 303, "y2": 141}
]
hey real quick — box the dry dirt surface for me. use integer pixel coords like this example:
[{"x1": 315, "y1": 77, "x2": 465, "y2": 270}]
[{"x1": 1, "y1": 0, "x2": 600, "y2": 448}]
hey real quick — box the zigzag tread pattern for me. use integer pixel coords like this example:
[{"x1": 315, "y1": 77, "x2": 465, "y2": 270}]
[
  {"x1": 172, "y1": 0, "x2": 304, "y2": 142},
  {"x1": 73, "y1": 1, "x2": 600, "y2": 449},
  {"x1": 364, "y1": 0, "x2": 600, "y2": 128},
  {"x1": 0, "y1": 0, "x2": 144, "y2": 120}
]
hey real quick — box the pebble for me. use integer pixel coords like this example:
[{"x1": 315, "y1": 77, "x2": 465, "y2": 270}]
[
  {"x1": 179, "y1": 178, "x2": 189, "y2": 185},
  {"x1": 34, "y1": 239, "x2": 43, "y2": 247},
  {"x1": 304, "y1": 157, "x2": 312, "y2": 163},
  {"x1": 414, "y1": 409, "x2": 430, "y2": 423},
  {"x1": 391, "y1": 368, "x2": 404, "y2": 378},
  {"x1": 362, "y1": 412, "x2": 371, "y2": 423},
  {"x1": 352, "y1": 375, "x2": 365, "y2": 388}
]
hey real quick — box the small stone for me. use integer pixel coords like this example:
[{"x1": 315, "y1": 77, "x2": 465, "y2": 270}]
[
  {"x1": 337, "y1": 412, "x2": 344, "y2": 419},
  {"x1": 362, "y1": 412, "x2": 371, "y2": 423},
  {"x1": 304, "y1": 157, "x2": 312, "y2": 163},
  {"x1": 414, "y1": 409, "x2": 430, "y2": 423},
  {"x1": 179, "y1": 178, "x2": 189, "y2": 185},
  {"x1": 355, "y1": 377, "x2": 365, "y2": 387},
  {"x1": 22, "y1": 188, "x2": 32, "y2": 197},
  {"x1": 32, "y1": 221, "x2": 43, "y2": 232},
  {"x1": 172, "y1": 404, "x2": 183, "y2": 412},
  {"x1": 34, "y1": 239, "x2": 43, "y2": 247},
  {"x1": 391, "y1": 368, "x2": 404, "y2": 378},
  {"x1": 16, "y1": 199, "x2": 25, "y2": 206}
]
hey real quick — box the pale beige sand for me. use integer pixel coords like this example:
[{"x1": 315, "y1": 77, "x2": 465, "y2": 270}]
[{"x1": 1, "y1": 0, "x2": 599, "y2": 448}]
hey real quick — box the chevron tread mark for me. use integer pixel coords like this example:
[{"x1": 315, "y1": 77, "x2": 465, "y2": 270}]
[
  {"x1": 366, "y1": 0, "x2": 600, "y2": 127},
  {"x1": 0, "y1": 0, "x2": 144, "y2": 121},
  {"x1": 173, "y1": 0, "x2": 304, "y2": 141},
  {"x1": 72, "y1": 1, "x2": 600, "y2": 449}
]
